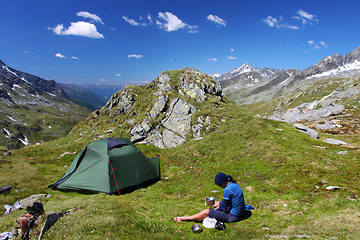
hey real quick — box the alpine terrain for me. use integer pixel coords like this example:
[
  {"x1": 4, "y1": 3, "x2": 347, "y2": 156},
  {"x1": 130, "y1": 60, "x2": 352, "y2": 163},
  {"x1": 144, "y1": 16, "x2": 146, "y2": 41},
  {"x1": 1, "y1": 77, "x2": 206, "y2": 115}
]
[
  {"x1": 0, "y1": 66, "x2": 358, "y2": 239},
  {"x1": 0, "y1": 60, "x2": 91, "y2": 149},
  {"x1": 215, "y1": 47, "x2": 360, "y2": 141}
]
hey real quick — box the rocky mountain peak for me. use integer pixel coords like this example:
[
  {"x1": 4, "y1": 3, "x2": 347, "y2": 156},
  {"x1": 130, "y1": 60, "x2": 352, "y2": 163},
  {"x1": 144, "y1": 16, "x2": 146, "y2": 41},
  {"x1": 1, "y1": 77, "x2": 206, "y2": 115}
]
[
  {"x1": 0, "y1": 59, "x2": 91, "y2": 149},
  {"x1": 0, "y1": 59, "x2": 69, "y2": 100},
  {"x1": 342, "y1": 46, "x2": 360, "y2": 65},
  {"x1": 218, "y1": 46, "x2": 360, "y2": 106},
  {"x1": 303, "y1": 53, "x2": 343, "y2": 76}
]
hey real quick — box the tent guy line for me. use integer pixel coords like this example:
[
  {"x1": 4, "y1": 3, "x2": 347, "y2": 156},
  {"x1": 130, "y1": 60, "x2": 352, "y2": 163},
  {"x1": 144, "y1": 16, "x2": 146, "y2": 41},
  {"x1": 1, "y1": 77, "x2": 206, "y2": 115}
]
[{"x1": 109, "y1": 157, "x2": 125, "y2": 209}]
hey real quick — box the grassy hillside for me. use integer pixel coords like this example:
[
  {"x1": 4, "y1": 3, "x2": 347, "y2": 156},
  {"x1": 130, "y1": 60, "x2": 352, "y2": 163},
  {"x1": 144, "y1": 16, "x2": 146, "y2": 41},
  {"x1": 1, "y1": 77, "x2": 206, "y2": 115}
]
[
  {"x1": 0, "y1": 97, "x2": 91, "y2": 149},
  {"x1": 0, "y1": 99, "x2": 359, "y2": 239}
]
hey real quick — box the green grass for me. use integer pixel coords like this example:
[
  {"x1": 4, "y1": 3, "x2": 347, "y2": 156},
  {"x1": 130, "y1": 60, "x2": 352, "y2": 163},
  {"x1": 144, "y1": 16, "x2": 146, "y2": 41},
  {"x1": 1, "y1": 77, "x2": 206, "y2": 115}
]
[
  {"x1": 1, "y1": 101, "x2": 359, "y2": 239},
  {"x1": 0, "y1": 99, "x2": 91, "y2": 149}
]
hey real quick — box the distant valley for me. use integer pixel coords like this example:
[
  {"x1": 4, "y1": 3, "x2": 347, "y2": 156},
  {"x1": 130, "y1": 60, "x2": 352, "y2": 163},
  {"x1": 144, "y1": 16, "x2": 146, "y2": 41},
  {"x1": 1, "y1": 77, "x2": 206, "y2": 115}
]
[{"x1": 58, "y1": 83, "x2": 125, "y2": 110}]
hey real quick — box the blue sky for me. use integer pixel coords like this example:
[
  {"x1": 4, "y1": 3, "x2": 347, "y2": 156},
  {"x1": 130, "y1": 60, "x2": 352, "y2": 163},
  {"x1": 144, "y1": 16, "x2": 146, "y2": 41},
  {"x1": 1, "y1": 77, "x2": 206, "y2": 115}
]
[{"x1": 1, "y1": 0, "x2": 359, "y2": 85}]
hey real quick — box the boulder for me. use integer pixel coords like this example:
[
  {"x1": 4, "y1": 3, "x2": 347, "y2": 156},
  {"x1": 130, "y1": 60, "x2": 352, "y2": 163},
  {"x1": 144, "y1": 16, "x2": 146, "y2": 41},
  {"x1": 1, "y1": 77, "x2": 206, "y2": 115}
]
[
  {"x1": 323, "y1": 138, "x2": 348, "y2": 145},
  {"x1": 162, "y1": 129, "x2": 186, "y2": 148},
  {"x1": 162, "y1": 98, "x2": 196, "y2": 139},
  {"x1": 130, "y1": 119, "x2": 151, "y2": 142},
  {"x1": 293, "y1": 123, "x2": 319, "y2": 139},
  {"x1": 192, "y1": 124, "x2": 203, "y2": 138},
  {"x1": 145, "y1": 130, "x2": 165, "y2": 149},
  {"x1": 149, "y1": 95, "x2": 169, "y2": 119}
]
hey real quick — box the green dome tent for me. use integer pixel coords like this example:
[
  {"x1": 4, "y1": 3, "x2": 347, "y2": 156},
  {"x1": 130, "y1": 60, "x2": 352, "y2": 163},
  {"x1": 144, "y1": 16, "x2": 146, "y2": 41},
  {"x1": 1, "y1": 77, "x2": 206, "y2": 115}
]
[{"x1": 49, "y1": 138, "x2": 160, "y2": 194}]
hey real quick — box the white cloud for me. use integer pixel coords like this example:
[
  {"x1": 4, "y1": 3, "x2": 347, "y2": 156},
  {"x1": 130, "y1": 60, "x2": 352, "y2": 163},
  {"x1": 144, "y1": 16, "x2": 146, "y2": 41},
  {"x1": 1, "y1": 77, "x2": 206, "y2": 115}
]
[
  {"x1": 227, "y1": 56, "x2": 237, "y2": 60},
  {"x1": 115, "y1": 73, "x2": 121, "y2": 77},
  {"x1": 128, "y1": 54, "x2": 143, "y2": 59},
  {"x1": 206, "y1": 14, "x2": 226, "y2": 27},
  {"x1": 55, "y1": 53, "x2": 66, "y2": 59},
  {"x1": 123, "y1": 15, "x2": 152, "y2": 27},
  {"x1": 123, "y1": 16, "x2": 140, "y2": 26},
  {"x1": 51, "y1": 21, "x2": 104, "y2": 39},
  {"x1": 320, "y1": 41, "x2": 328, "y2": 48},
  {"x1": 262, "y1": 16, "x2": 298, "y2": 30},
  {"x1": 156, "y1": 12, "x2": 198, "y2": 33},
  {"x1": 77, "y1": 11, "x2": 104, "y2": 24},
  {"x1": 147, "y1": 14, "x2": 153, "y2": 23},
  {"x1": 55, "y1": 53, "x2": 79, "y2": 59},
  {"x1": 263, "y1": 16, "x2": 278, "y2": 27},
  {"x1": 208, "y1": 58, "x2": 218, "y2": 62},
  {"x1": 230, "y1": 48, "x2": 234, "y2": 52},
  {"x1": 307, "y1": 40, "x2": 328, "y2": 50},
  {"x1": 294, "y1": 9, "x2": 318, "y2": 25}
]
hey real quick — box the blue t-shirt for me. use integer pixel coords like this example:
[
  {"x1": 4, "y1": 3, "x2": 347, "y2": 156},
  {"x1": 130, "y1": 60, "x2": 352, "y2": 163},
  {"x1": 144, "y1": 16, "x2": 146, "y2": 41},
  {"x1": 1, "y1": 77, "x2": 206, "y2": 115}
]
[{"x1": 223, "y1": 182, "x2": 245, "y2": 216}]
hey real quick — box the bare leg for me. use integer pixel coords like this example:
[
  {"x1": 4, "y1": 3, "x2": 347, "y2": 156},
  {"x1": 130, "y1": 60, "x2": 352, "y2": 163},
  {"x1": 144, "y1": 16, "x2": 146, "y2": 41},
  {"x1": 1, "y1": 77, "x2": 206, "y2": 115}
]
[{"x1": 174, "y1": 209, "x2": 209, "y2": 222}]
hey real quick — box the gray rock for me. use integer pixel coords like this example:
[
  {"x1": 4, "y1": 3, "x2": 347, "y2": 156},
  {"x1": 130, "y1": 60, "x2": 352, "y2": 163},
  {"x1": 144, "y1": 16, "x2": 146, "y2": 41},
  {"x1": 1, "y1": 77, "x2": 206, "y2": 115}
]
[
  {"x1": 162, "y1": 98, "x2": 196, "y2": 138},
  {"x1": 192, "y1": 137, "x2": 204, "y2": 141},
  {"x1": 293, "y1": 123, "x2": 319, "y2": 139},
  {"x1": 276, "y1": 103, "x2": 344, "y2": 123},
  {"x1": 336, "y1": 151, "x2": 348, "y2": 154},
  {"x1": 162, "y1": 129, "x2": 186, "y2": 148},
  {"x1": 180, "y1": 80, "x2": 207, "y2": 102},
  {"x1": 315, "y1": 123, "x2": 337, "y2": 130},
  {"x1": 323, "y1": 138, "x2": 348, "y2": 145},
  {"x1": 130, "y1": 119, "x2": 151, "y2": 142},
  {"x1": 154, "y1": 73, "x2": 172, "y2": 95},
  {"x1": 149, "y1": 95, "x2": 168, "y2": 119},
  {"x1": 144, "y1": 130, "x2": 165, "y2": 149},
  {"x1": 192, "y1": 124, "x2": 203, "y2": 138},
  {"x1": 106, "y1": 89, "x2": 134, "y2": 114},
  {"x1": 205, "y1": 116, "x2": 211, "y2": 125}
]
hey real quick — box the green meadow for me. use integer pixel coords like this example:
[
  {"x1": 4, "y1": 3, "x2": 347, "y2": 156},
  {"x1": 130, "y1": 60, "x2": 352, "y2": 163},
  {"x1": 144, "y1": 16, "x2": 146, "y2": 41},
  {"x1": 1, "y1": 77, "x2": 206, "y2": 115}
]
[{"x1": 0, "y1": 100, "x2": 359, "y2": 239}]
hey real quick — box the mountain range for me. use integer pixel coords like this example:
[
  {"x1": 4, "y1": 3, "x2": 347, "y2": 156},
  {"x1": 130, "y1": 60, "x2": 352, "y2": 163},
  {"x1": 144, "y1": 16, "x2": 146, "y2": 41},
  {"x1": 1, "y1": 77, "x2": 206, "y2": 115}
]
[
  {"x1": 1, "y1": 46, "x2": 359, "y2": 149},
  {"x1": 213, "y1": 47, "x2": 360, "y2": 139},
  {"x1": 215, "y1": 46, "x2": 360, "y2": 105},
  {"x1": 0, "y1": 60, "x2": 91, "y2": 149}
]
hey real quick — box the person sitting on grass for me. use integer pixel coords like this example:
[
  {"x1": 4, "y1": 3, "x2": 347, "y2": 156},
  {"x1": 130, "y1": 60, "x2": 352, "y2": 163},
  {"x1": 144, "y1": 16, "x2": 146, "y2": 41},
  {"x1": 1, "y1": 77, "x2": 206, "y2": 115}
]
[{"x1": 174, "y1": 172, "x2": 246, "y2": 223}]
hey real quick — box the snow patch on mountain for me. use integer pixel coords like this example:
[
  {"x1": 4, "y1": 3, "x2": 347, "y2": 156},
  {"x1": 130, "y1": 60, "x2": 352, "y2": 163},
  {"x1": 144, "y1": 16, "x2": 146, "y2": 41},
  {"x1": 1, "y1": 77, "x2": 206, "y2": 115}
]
[
  {"x1": 7, "y1": 116, "x2": 16, "y2": 121},
  {"x1": 18, "y1": 135, "x2": 30, "y2": 145},
  {"x1": 307, "y1": 60, "x2": 360, "y2": 80},
  {"x1": 3, "y1": 128, "x2": 11, "y2": 137},
  {"x1": 278, "y1": 73, "x2": 293, "y2": 85}
]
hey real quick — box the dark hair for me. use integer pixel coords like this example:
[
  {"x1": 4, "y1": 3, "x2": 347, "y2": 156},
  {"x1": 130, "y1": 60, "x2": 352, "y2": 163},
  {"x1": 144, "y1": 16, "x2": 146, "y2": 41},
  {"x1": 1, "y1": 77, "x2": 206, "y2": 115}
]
[{"x1": 228, "y1": 175, "x2": 237, "y2": 183}]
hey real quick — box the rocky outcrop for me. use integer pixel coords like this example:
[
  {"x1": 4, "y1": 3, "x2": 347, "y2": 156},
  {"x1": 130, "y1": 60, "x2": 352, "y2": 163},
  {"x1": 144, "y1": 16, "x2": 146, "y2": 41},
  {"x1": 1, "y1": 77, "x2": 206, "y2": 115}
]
[
  {"x1": 133, "y1": 98, "x2": 197, "y2": 148},
  {"x1": 100, "y1": 68, "x2": 222, "y2": 149},
  {"x1": 271, "y1": 102, "x2": 345, "y2": 124},
  {"x1": 105, "y1": 88, "x2": 135, "y2": 116}
]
